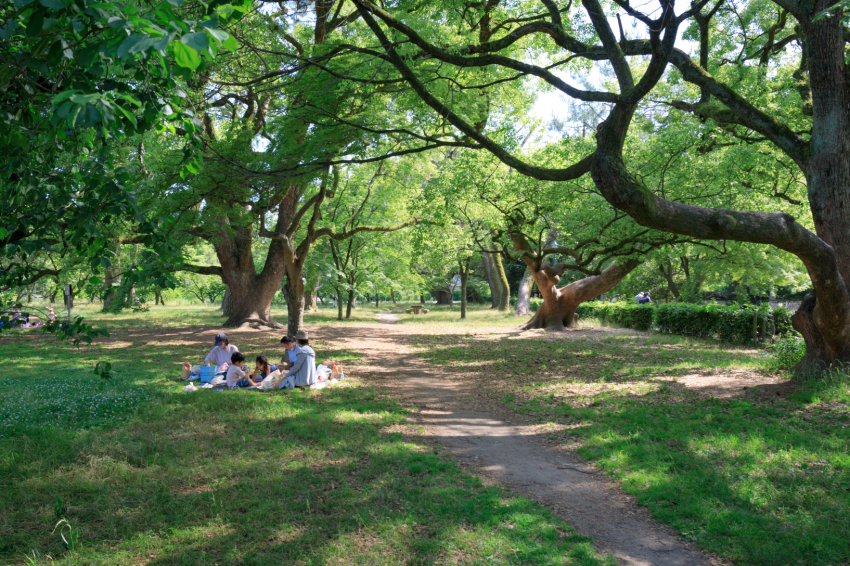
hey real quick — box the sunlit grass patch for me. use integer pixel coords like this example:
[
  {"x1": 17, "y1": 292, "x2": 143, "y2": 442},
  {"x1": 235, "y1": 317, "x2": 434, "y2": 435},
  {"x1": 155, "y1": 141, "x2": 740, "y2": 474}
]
[
  {"x1": 0, "y1": 307, "x2": 615, "y2": 566},
  {"x1": 411, "y1": 327, "x2": 850, "y2": 566}
]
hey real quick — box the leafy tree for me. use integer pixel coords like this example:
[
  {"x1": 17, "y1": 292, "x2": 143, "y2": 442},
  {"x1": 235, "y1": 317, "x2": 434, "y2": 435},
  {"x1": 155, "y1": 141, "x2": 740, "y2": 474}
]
[
  {"x1": 139, "y1": 1, "x2": 463, "y2": 333},
  {"x1": 351, "y1": 0, "x2": 850, "y2": 371},
  {"x1": 0, "y1": 0, "x2": 246, "y2": 338}
]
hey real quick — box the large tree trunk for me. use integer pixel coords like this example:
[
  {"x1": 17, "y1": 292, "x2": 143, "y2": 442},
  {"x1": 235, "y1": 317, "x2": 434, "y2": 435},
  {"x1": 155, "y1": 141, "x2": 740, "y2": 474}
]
[
  {"x1": 215, "y1": 223, "x2": 286, "y2": 328},
  {"x1": 492, "y1": 252, "x2": 511, "y2": 312},
  {"x1": 283, "y1": 267, "x2": 306, "y2": 336},
  {"x1": 222, "y1": 272, "x2": 283, "y2": 328},
  {"x1": 790, "y1": 9, "x2": 850, "y2": 369},
  {"x1": 521, "y1": 260, "x2": 641, "y2": 331},
  {"x1": 514, "y1": 267, "x2": 533, "y2": 315},
  {"x1": 219, "y1": 286, "x2": 233, "y2": 316},
  {"x1": 431, "y1": 287, "x2": 453, "y2": 304},
  {"x1": 481, "y1": 253, "x2": 499, "y2": 308}
]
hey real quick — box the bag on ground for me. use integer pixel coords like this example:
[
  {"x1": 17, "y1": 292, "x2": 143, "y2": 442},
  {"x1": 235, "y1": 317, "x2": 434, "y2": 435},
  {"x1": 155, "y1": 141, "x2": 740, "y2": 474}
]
[
  {"x1": 260, "y1": 369, "x2": 284, "y2": 390},
  {"x1": 331, "y1": 363, "x2": 344, "y2": 381}
]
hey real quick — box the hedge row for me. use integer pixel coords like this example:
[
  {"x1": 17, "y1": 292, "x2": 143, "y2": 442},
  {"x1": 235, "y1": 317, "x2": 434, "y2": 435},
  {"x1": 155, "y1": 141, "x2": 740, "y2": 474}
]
[{"x1": 573, "y1": 301, "x2": 794, "y2": 345}]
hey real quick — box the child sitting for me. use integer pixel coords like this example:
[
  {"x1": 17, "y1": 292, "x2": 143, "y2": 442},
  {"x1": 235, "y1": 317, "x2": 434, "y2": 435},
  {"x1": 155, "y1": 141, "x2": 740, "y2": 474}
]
[
  {"x1": 226, "y1": 352, "x2": 260, "y2": 389},
  {"x1": 249, "y1": 355, "x2": 278, "y2": 382}
]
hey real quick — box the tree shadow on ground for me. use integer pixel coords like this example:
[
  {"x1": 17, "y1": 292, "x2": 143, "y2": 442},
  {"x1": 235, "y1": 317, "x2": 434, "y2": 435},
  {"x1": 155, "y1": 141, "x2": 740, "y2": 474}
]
[{"x1": 0, "y1": 384, "x2": 612, "y2": 566}]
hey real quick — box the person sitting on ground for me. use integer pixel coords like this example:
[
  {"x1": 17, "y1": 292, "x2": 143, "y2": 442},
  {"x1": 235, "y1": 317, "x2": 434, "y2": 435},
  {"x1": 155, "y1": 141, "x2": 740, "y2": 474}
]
[
  {"x1": 283, "y1": 330, "x2": 318, "y2": 388},
  {"x1": 279, "y1": 335, "x2": 300, "y2": 370},
  {"x1": 226, "y1": 352, "x2": 259, "y2": 388},
  {"x1": 316, "y1": 360, "x2": 333, "y2": 381},
  {"x1": 204, "y1": 333, "x2": 239, "y2": 373},
  {"x1": 638, "y1": 292, "x2": 652, "y2": 305},
  {"x1": 249, "y1": 355, "x2": 278, "y2": 382}
]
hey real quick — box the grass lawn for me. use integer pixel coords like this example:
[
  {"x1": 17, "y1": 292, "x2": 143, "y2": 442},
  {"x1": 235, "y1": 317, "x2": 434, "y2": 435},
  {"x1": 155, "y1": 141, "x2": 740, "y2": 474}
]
[
  {"x1": 0, "y1": 304, "x2": 614, "y2": 566},
  {"x1": 411, "y1": 328, "x2": 850, "y2": 566}
]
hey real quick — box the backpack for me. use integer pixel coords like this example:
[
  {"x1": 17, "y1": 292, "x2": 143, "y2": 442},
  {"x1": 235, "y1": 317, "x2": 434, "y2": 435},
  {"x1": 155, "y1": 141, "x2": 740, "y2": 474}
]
[{"x1": 331, "y1": 363, "x2": 344, "y2": 381}]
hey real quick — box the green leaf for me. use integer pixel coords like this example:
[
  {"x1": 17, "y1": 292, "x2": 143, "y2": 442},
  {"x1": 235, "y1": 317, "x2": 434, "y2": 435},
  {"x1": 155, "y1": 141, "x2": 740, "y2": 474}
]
[
  {"x1": 180, "y1": 31, "x2": 209, "y2": 53},
  {"x1": 222, "y1": 32, "x2": 238, "y2": 51},
  {"x1": 153, "y1": 30, "x2": 177, "y2": 51},
  {"x1": 117, "y1": 34, "x2": 154, "y2": 59},
  {"x1": 70, "y1": 93, "x2": 100, "y2": 104},
  {"x1": 0, "y1": 227, "x2": 7, "y2": 239},
  {"x1": 89, "y1": 276, "x2": 102, "y2": 286},
  {"x1": 26, "y1": 10, "x2": 44, "y2": 37},
  {"x1": 39, "y1": 0, "x2": 69, "y2": 8},
  {"x1": 172, "y1": 41, "x2": 201, "y2": 70},
  {"x1": 46, "y1": 40, "x2": 64, "y2": 66}
]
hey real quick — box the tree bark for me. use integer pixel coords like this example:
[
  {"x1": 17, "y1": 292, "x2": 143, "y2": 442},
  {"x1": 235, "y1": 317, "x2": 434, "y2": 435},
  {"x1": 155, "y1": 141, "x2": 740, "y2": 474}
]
[
  {"x1": 304, "y1": 270, "x2": 321, "y2": 313},
  {"x1": 431, "y1": 287, "x2": 453, "y2": 304},
  {"x1": 514, "y1": 267, "x2": 534, "y2": 315},
  {"x1": 390, "y1": 289, "x2": 396, "y2": 303},
  {"x1": 460, "y1": 257, "x2": 472, "y2": 319},
  {"x1": 336, "y1": 287, "x2": 344, "y2": 320},
  {"x1": 102, "y1": 244, "x2": 121, "y2": 311},
  {"x1": 481, "y1": 253, "x2": 499, "y2": 308},
  {"x1": 346, "y1": 289, "x2": 355, "y2": 319},
  {"x1": 521, "y1": 260, "x2": 641, "y2": 331},
  {"x1": 214, "y1": 222, "x2": 286, "y2": 328},
  {"x1": 493, "y1": 252, "x2": 511, "y2": 312},
  {"x1": 659, "y1": 258, "x2": 681, "y2": 299},
  {"x1": 282, "y1": 269, "x2": 306, "y2": 336}
]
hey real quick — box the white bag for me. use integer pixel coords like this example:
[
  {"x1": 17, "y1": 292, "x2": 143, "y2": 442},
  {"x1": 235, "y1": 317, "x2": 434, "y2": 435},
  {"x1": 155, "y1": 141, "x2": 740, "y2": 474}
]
[{"x1": 260, "y1": 369, "x2": 283, "y2": 390}]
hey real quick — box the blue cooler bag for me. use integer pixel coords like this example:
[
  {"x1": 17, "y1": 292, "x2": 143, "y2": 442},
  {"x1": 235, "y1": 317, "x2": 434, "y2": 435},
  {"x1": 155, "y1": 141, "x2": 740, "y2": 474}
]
[{"x1": 200, "y1": 366, "x2": 217, "y2": 383}]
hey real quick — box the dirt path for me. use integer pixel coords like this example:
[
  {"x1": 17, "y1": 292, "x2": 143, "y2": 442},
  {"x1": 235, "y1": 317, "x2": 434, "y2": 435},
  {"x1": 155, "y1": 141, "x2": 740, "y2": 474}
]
[{"x1": 316, "y1": 316, "x2": 726, "y2": 566}]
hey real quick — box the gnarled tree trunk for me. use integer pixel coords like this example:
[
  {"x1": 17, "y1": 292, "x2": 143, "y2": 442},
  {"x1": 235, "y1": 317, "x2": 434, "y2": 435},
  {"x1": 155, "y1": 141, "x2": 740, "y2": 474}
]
[
  {"x1": 521, "y1": 260, "x2": 640, "y2": 331},
  {"x1": 214, "y1": 222, "x2": 286, "y2": 329}
]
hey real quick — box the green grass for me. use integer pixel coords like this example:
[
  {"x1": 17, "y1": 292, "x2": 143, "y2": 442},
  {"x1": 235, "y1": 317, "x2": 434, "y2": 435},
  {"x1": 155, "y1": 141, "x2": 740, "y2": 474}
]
[
  {"x1": 0, "y1": 306, "x2": 614, "y2": 566},
  {"x1": 411, "y1": 330, "x2": 850, "y2": 566}
]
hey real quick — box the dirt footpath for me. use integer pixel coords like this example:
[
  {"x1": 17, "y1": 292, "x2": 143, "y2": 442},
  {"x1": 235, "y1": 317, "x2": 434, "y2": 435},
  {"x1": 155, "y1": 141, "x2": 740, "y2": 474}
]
[{"x1": 316, "y1": 317, "x2": 728, "y2": 566}]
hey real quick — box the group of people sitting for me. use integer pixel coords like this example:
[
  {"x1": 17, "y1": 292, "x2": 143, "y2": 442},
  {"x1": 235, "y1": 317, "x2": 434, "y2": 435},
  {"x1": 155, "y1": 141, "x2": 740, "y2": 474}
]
[
  {"x1": 634, "y1": 292, "x2": 653, "y2": 305},
  {"x1": 196, "y1": 330, "x2": 342, "y2": 390},
  {"x1": 4, "y1": 306, "x2": 55, "y2": 328}
]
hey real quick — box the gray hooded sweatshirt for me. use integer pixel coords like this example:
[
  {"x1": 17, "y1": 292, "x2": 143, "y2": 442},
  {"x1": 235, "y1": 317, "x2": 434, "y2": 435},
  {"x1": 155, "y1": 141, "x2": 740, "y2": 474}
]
[{"x1": 285, "y1": 345, "x2": 317, "y2": 387}]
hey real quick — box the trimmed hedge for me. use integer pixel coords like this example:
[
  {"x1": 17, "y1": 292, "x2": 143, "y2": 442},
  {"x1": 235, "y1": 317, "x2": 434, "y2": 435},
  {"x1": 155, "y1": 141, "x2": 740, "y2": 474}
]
[
  {"x1": 575, "y1": 301, "x2": 794, "y2": 345},
  {"x1": 575, "y1": 302, "x2": 655, "y2": 330}
]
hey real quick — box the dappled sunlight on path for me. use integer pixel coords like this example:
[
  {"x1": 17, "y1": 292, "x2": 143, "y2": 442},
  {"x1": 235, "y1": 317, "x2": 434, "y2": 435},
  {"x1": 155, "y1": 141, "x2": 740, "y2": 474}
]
[{"x1": 315, "y1": 318, "x2": 725, "y2": 566}]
